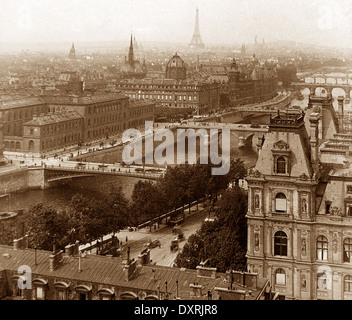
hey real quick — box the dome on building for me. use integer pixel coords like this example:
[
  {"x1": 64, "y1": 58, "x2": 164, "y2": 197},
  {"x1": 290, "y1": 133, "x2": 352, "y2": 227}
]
[{"x1": 165, "y1": 53, "x2": 187, "y2": 80}]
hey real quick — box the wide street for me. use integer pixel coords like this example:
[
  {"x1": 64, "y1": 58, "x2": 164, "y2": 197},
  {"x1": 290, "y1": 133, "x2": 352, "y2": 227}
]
[{"x1": 116, "y1": 203, "x2": 214, "y2": 267}]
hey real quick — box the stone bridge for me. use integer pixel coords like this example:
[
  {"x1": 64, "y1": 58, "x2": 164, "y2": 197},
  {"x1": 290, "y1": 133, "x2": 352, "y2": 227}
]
[
  {"x1": 292, "y1": 82, "x2": 352, "y2": 99},
  {"x1": 44, "y1": 165, "x2": 163, "y2": 186},
  {"x1": 174, "y1": 122, "x2": 268, "y2": 149}
]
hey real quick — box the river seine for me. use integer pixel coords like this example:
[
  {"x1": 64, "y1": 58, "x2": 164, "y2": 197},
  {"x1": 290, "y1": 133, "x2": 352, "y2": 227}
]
[{"x1": 4, "y1": 89, "x2": 349, "y2": 213}]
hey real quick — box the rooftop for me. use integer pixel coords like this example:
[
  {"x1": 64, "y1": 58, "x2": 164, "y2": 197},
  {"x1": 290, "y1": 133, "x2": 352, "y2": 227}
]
[
  {"x1": 0, "y1": 244, "x2": 268, "y2": 300},
  {"x1": 0, "y1": 97, "x2": 46, "y2": 110},
  {"x1": 23, "y1": 111, "x2": 83, "y2": 126}
]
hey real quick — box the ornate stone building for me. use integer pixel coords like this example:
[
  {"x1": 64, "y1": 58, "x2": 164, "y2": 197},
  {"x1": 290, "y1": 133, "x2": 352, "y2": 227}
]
[
  {"x1": 246, "y1": 94, "x2": 352, "y2": 299},
  {"x1": 221, "y1": 58, "x2": 278, "y2": 107},
  {"x1": 120, "y1": 35, "x2": 146, "y2": 79}
]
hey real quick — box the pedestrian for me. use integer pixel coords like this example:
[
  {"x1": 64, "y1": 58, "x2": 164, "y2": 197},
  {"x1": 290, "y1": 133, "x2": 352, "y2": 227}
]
[{"x1": 126, "y1": 236, "x2": 128, "y2": 243}]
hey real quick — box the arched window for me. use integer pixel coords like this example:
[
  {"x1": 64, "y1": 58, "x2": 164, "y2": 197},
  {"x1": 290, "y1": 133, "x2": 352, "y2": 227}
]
[
  {"x1": 274, "y1": 231, "x2": 288, "y2": 256},
  {"x1": 275, "y1": 268, "x2": 286, "y2": 285},
  {"x1": 344, "y1": 275, "x2": 352, "y2": 292},
  {"x1": 343, "y1": 238, "x2": 352, "y2": 263},
  {"x1": 275, "y1": 193, "x2": 287, "y2": 212},
  {"x1": 276, "y1": 156, "x2": 286, "y2": 174},
  {"x1": 316, "y1": 236, "x2": 328, "y2": 261},
  {"x1": 28, "y1": 140, "x2": 34, "y2": 151}
]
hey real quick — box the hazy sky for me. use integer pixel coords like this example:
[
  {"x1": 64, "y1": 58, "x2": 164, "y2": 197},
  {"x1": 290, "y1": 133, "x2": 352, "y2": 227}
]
[{"x1": 1, "y1": 0, "x2": 352, "y2": 47}]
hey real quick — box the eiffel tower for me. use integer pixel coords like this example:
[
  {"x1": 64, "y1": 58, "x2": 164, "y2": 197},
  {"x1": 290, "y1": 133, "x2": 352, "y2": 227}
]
[{"x1": 189, "y1": 7, "x2": 205, "y2": 49}]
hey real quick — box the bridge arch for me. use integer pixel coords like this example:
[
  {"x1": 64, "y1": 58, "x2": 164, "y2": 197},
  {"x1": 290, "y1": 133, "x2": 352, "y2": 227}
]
[
  {"x1": 300, "y1": 88, "x2": 311, "y2": 96},
  {"x1": 313, "y1": 87, "x2": 329, "y2": 97},
  {"x1": 331, "y1": 87, "x2": 346, "y2": 98}
]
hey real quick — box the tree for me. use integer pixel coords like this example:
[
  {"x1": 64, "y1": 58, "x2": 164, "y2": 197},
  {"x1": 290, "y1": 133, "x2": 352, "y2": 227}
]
[
  {"x1": 228, "y1": 158, "x2": 247, "y2": 186},
  {"x1": 68, "y1": 194, "x2": 106, "y2": 245},
  {"x1": 131, "y1": 180, "x2": 162, "y2": 229},
  {"x1": 174, "y1": 186, "x2": 248, "y2": 272},
  {"x1": 26, "y1": 203, "x2": 70, "y2": 251},
  {"x1": 102, "y1": 183, "x2": 130, "y2": 234}
]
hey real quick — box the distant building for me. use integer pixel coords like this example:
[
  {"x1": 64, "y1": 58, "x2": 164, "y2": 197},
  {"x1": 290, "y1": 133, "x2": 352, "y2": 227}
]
[
  {"x1": 219, "y1": 58, "x2": 278, "y2": 107},
  {"x1": 69, "y1": 43, "x2": 76, "y2": 59},
  {"x1": 0, "y1": 92, "x2": 155, "y2": 154},
  {"x1": 241, "y1": 43, "x2": 246, "y2": 56},
  {"x1": 165, "y1": 53, "x2": 187, "y2": 81},
  {"x1": 115, "y1": 78, "x2": 220, "y2": 115},
  {"x1": 120, "y1": 35, "x2": 146, "y2": 79}
]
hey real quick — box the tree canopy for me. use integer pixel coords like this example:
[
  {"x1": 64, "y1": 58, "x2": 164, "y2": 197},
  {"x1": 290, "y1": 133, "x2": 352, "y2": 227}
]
[{"x1": 174, "y1": 186, "x2": 248, "y2": 273}]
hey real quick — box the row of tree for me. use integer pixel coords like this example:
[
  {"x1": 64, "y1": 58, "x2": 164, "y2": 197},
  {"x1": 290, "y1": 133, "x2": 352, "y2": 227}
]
[
  {"x1": 25, "y1": 184, "x2": 130, "y2": 251},
  {"x1": 5, "y1": 158, "x2": 247, "y2": 253},
  {"x1": 129, "y1": 158, "x2": 247, "y2": 227}
]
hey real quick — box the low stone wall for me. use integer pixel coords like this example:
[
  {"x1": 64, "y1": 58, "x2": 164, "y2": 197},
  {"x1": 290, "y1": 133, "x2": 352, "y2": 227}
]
[{"x1": 0, "y1": 167, "x2": 45, "y2": 194}]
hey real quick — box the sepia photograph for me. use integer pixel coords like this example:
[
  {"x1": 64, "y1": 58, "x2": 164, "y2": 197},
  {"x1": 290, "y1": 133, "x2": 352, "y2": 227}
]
[{"x1": 0, "y1": 0, "x2": 352, "y2": 308}]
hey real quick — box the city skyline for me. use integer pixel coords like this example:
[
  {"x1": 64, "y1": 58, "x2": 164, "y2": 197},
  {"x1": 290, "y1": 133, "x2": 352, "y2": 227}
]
[{"x1": 0, "y1": 0, "x2": 352, "y2": 49}]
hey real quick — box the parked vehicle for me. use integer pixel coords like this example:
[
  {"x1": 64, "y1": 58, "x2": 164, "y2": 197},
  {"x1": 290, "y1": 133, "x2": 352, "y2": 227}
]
[
  {"x1": 145, "y1": 239, "x2": 161, "y2": 249},
  {"x1": 170, "y1": 239, "x2": 179, "y2": 252}
]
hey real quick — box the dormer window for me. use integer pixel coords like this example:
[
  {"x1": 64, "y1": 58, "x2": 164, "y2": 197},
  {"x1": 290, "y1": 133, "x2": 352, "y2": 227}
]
[
  {"x1": 276, "y1": 156, "x2": 286, "y2": 174},
  {"x1": 272, "y1": 140, "x2": 291, "y2": 176}
]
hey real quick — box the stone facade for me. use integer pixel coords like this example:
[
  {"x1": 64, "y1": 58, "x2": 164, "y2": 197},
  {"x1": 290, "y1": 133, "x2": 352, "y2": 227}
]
[
  {"x1": 246, "y1": 95, "x2": 352, "y2": 300},
  {"x1": 0, "y1": 93, "x2": 155, "y2": 154},
  {"x1": 222, "y1": 59, "x2": 278, "y2": 107},
  {"x1": 115, "y1": 78, "x2": 220, "y2": 115}
]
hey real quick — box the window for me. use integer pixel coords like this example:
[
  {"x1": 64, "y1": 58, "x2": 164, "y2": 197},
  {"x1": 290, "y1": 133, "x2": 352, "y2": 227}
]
[
  {"x1": 274, "y1": 231, "x2": 287, "y2": 256},
  {"x1": 79, "y1": 293, "x2": 87, "y2": 300},
  {"x1": 326, "y1": 201, "x2": 331, "y2": 215},
  {"x1": 28, "y1": 140, "x2": 34, "y2": 151},
  {"x1": 275, "y1": 193, "x2": 287, "y2": 212},
  {"x1": 36, "y1": 287, "x2": 44, "y2": 300},
  {"x1": 316, "y1": 236, "x2": 328, "y2": 261},
  {"x1": 344, "y1": 238, "x2": 352, "y2": 263},
  {"x1": 317, "y1": 271, "x2": 328, "y2": 290},
  {"x1": 346, "y1": 204, "x2": 352, "y2": 217},
  {"x1": 344, "y1": 275, "x2": 352, "y2": 292},
  {"x1": 276, "y1": 156, "x2": 286, "y2": 174},
  {"x1": 275, "y1": 268, "x2": 286, "y2": 285}
]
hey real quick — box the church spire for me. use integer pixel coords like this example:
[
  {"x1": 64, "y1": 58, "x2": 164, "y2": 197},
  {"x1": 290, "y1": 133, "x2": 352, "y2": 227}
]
[
  {"x1": 69, "y1": 42, "x2": 76, "y2": 59},
  {"x1": 128, "y1": 34, "x2": 134, "y2": 65}
]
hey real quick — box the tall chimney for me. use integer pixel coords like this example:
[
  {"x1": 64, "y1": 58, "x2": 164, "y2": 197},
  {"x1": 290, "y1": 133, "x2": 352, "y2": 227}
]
[{"x1": 309, "y1": 112, "x2": 320, "y2": 173}]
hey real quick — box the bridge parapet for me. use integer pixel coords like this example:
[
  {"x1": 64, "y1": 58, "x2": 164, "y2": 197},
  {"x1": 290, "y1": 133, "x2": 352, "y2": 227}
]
[
  {"x1": 293, "y1": 82, "x2": 352, "y2": 98},
  {"x1": 44, "y1": 165, "x2": 163, "y2": 183}
]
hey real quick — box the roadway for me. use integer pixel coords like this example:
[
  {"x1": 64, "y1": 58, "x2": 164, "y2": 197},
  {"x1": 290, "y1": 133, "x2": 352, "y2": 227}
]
[{"x1": 115, "y1": 203, "x2": 214, "y2": 267}]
